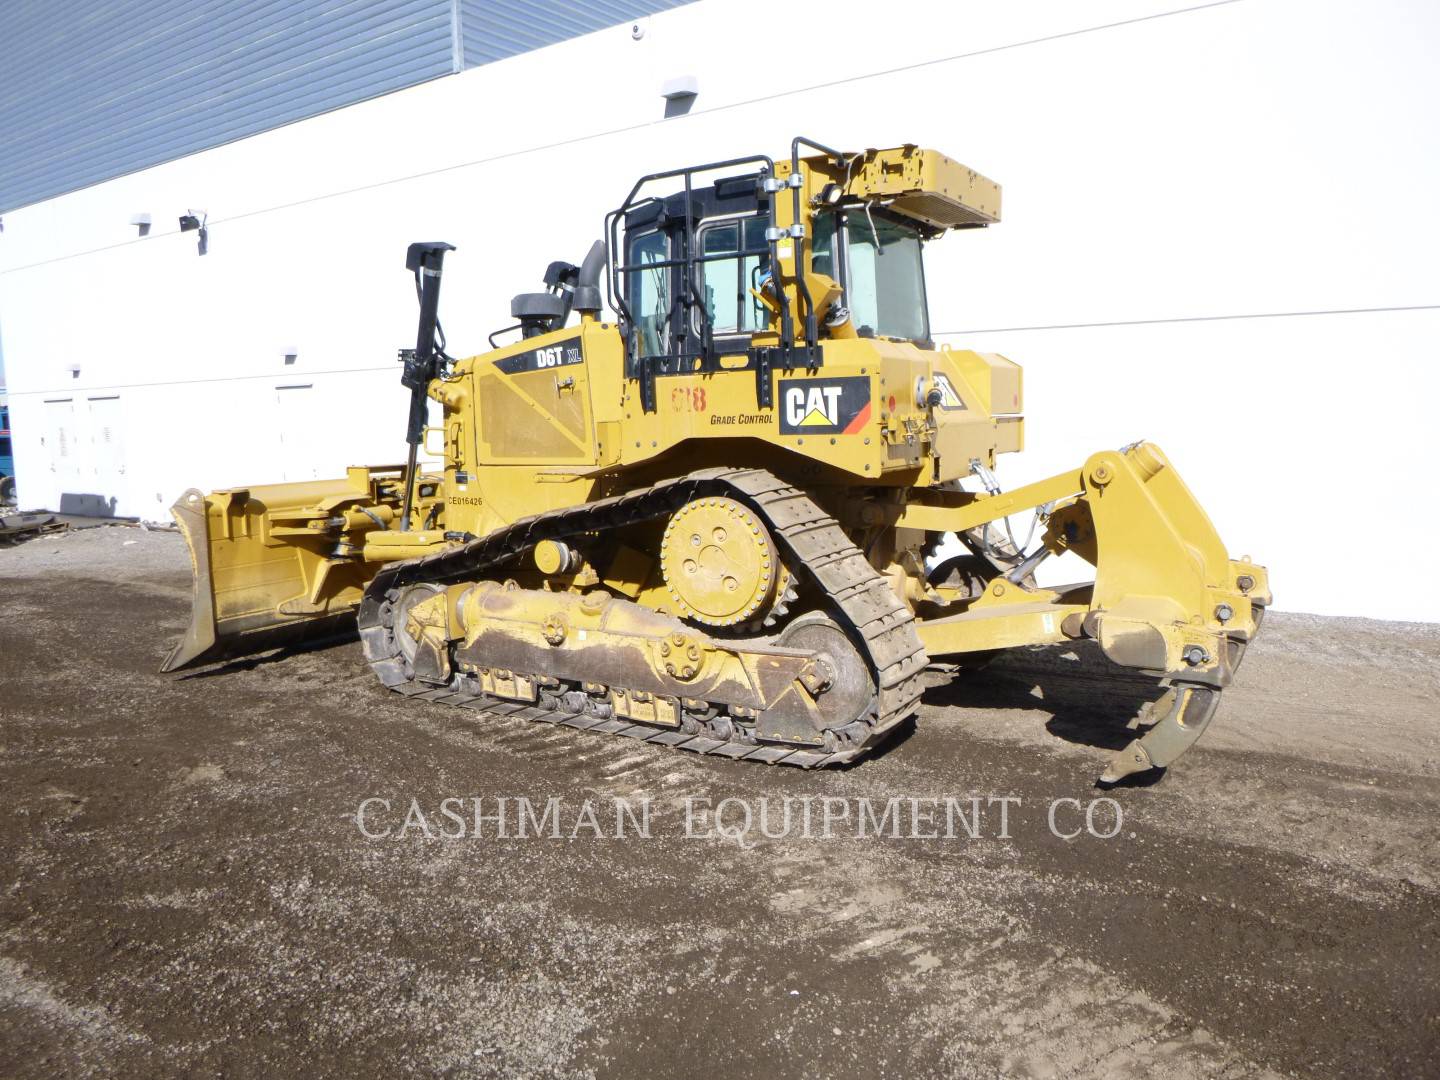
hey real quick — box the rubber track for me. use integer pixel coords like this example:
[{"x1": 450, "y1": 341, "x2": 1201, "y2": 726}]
[{"x1": 357, "y1": 468, "x2": 928, "y2": 767}]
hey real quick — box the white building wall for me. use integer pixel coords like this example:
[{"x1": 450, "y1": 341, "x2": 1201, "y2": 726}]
[{"x1": 0, "y1": 0, "x2": 1436, "y2": 618}]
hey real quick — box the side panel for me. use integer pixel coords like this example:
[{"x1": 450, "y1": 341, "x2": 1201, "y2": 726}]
[
  {"x1": 438, "y1": 325, "x2": 610, "y2": 539},
  {"x1": 592, "y1": 337, "x2": 1023, "y2": 486},
  {"x1": 472, "y1": 331, "x2": 596, "y2": 465}
]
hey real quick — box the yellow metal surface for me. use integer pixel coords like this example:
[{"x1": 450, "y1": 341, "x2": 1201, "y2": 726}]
[
  {"x1": 162, "y1": 466, "x2": 430, "y2": 671},
  {"x1": 800, "y1": 146, "x2": 1001, "y2": 229},
  {"x1": 900, "y1": 443, "x2": 1267, "y2": 682},
  {"x1": 449, "y1": 582, "x2": 819, "y2": 719},
  {"x1": 917, "y1": 591, "x2": 1089, "y2": 656},
  {"x1": 659, "y1": 497, "x2": 780, "y2": 627},
  {"x1": 533, "y1": 539, "x2": 571, "y2": 575},
  {"x1": 166, "y1": 132, "x2": 1266, "y2": 773}
]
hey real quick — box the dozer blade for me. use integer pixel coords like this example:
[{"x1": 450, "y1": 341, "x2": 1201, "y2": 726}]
[{"x1": 163, "y1": 474, "x2": 399, "y2": 672}]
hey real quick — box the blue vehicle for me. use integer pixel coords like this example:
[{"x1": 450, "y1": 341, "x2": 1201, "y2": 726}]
[{"x1": 0, "y1": 399, "x2": 14, "y2": 503}]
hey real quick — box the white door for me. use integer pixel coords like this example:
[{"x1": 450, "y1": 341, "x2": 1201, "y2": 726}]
[
  {"x1": 42, "y1": 399, "x2": 83, "y2": 502},
  {"x1": 87, "y1": 396, "x2": 127, "y2": 512},
  {"x1": 275, "y1": 384, "x2": 318, "y2": 482}
]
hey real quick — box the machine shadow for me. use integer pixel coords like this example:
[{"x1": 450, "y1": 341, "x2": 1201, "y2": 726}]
[
  {"x1": 839, "y1": 716, "x2": 919, "y2": 766},
  {"x1": 919, "y1": 640, "x2": 1169, "y2": 755},
  {"x1": 176, "y1": 630, "x2": 360, "y2": 680}
]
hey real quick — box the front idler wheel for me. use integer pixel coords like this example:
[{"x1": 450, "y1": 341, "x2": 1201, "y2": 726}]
[{"x1": 777, "y1": 612, "x2": 876, "y2": 732}]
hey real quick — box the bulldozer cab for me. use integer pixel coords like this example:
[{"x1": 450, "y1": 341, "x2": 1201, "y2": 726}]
[
  {"x1": 614, "y1": 161, "x2": 777, "y2": 371},
  {"x1": 609, "y1": 142, "x2": 964, "y2": 414}
]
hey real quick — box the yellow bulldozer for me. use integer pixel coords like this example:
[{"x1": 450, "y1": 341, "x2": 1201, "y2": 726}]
[{"x1": 164, "y1": 138, "x2": 1270, "y2": 783}]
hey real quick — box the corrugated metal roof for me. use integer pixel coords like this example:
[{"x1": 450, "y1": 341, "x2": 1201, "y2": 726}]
[
  {"x1": 460, "y1": 0, "x2": 692, "y2": 70},
  {"x1": 0, "y1": 0, "x2": 696, "y2": 213}
]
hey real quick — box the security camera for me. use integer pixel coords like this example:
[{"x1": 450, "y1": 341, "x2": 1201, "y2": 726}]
[{"x1": 179, "y1": 210, "x2": 209, "y2": 255}]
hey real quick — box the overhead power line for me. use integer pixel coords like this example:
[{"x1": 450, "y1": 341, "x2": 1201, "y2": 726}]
[
  {"x1": 935, "y1": 304, "x2": 1440, "y2": 335},
  {"x1": 1, "y1": 0, "x2": 1245, "y2": 276}
]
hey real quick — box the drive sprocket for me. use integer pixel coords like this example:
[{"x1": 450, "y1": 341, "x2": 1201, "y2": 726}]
[{"x1": 659, "y1": 496, "x2": 785, "y2": 628}]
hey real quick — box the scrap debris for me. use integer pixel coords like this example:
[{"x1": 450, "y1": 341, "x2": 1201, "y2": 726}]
[{"x1": 0, "y1": 512, "x2": 68, "y2": 545}]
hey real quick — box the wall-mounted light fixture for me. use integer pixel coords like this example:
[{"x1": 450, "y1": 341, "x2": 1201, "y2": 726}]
[
  {"x1": 282, "y1": 346, "x2": 298, "y2": 365},
  {"x1": 661, "y1": 75, "x2": 698, "y2": 118},
  {"x1": 130, "y1": 212, "x2": 152, "y2": 237},
  {"x1": 68, "y1": 364, "x2": 81, "y2": 380},
  {"x1": 179, "y1": 209, "x2": 208, "y2": 255}
]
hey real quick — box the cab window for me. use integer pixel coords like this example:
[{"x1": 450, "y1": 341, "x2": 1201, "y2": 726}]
[
  {"x1": 626, "y1": 229, "x2": 670, "y2": 356},
  {"x1": 812, "y1": 211, "x2": 838, "y2": 280},
  {"x1": 698, "y1": 217, "x2": 769, "y2": 334},
  {"x1": 843, "y1": 214, "x2": 929, "y2": 342},
  {"x1": 811, "y1": 210, "x2": 930, "y2": 342}
]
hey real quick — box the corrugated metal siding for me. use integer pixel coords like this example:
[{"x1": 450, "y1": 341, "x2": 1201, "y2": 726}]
[
  {"x1": 0, "y1": 0, "x2": 456, "y2": 213},
  {"x1": 459, "y1": 0, "x2": 692, "y2": 69},
  {"x1": 0, "y1": 0, "x2": 700, "y2": 214}
]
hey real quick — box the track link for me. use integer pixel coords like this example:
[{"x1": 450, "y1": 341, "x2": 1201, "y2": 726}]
[{"x1": 357, "y1": 468, "x2": 928, "y2": 767}]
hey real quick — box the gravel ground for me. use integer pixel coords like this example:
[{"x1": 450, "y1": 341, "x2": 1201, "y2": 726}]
[{"x1": 1, "y1": 527, "x2": 1437, "y2": 1079}]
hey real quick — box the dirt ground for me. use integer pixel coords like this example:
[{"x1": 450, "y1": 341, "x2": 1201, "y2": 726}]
[{"x1": 1, "y1": 527, "x2": 1437, "y2": 1079}]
